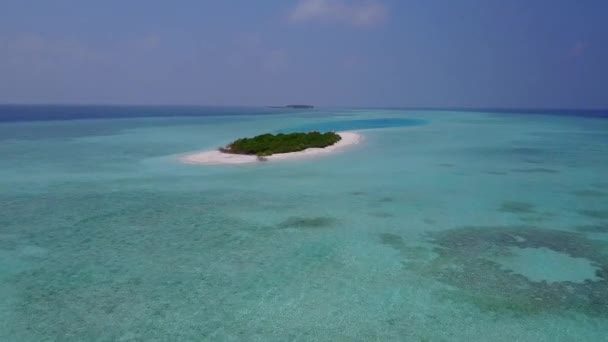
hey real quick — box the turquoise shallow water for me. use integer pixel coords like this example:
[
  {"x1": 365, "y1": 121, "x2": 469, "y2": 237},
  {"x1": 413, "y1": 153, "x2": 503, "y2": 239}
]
[
  {"x1": 1, "y1": 108, "x2": 608, "y2": 341},
  {"x1": 279, "y1": 118, "x2": 426, "y2": 132}
]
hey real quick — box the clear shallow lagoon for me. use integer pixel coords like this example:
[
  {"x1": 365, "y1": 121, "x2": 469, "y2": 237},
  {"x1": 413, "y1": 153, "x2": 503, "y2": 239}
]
[{"x1": 1, "y1": 106, "x2": 608, "y2": 341}]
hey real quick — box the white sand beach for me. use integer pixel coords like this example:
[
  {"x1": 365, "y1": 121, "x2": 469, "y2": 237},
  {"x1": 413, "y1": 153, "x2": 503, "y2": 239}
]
[{"x1": 179, "y1": 131, "x2": 362, "y2": 165}]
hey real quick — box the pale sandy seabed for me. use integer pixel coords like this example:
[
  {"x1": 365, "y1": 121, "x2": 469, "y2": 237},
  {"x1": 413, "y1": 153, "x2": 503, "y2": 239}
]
[
  {"x1": 179, "y1": 131, "x2": 362, "y2": 165},
  {"x1": 4, "y1": 109, "x2": 608, "y2": 341}
]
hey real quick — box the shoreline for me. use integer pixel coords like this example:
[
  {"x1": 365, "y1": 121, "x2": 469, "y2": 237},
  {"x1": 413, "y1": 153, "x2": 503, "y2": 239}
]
[{"x1": 179, "y1": 131, "x2": 362, "y2": 165}]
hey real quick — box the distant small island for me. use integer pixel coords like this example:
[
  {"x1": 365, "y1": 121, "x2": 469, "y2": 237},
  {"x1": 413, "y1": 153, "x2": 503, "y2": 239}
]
[
  {"x1": 269, "y1": 104, "x2": 315, "y2": 109},
  {"x1": 220, "y1": 131, "x2": 341, "y2": 156}
]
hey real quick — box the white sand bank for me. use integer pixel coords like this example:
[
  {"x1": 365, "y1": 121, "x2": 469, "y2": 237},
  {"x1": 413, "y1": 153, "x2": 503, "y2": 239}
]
[{"x1": 179, "y1": 131, "x2": 362, "y2": 165}]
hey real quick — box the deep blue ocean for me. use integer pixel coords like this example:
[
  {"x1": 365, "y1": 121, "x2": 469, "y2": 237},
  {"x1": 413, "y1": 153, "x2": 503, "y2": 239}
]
[
  {"x1": 0, "y1": 104, "x2": 606, "y2": 123},
  {"x1": 1, "y1": 105, "x2": 608, "y2": 341}
]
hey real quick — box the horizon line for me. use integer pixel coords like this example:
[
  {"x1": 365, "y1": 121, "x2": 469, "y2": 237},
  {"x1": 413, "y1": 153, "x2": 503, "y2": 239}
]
[{"x1": 0, "y1": 103, "x2": 606, "y2": 111}]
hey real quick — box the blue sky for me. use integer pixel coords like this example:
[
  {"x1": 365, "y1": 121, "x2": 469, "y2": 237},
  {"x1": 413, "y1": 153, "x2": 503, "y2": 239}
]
[{"x1": 1, "y1": 0, "x2": 606, "y2": 108}]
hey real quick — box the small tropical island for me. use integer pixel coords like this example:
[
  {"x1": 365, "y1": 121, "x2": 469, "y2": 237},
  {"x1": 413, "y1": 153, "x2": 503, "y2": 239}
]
[
  {"x1": 285, "y1": 104, "x2": 314, "y2": 109},
  {"x1": 221, "y1": 131, "x2": 341, "y2": 156},
  {"x1": 269, "y1": 104, "x2": 315, "y2": 109},
  {"x1": 180, "y1": 130, "x2": 361, "y2": 165}
]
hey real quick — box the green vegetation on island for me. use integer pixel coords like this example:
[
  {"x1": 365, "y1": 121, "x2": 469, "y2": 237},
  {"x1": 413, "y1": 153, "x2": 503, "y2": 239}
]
[{"x1": 221, "y1": 131, "x2": 341, "y2": 156}]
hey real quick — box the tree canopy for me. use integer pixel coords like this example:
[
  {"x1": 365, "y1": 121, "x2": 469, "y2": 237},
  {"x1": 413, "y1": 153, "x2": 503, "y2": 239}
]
[{"x1": 224, "y1": 132, "x2": 341, "y2": 156}]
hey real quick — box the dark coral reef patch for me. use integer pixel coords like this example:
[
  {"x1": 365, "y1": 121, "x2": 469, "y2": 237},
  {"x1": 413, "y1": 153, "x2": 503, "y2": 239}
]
[
  {"x1": 484, "y1": 170, "x2": 508, "y2": 175},
  {"x1": 510, "y1": 168, "x2": 560, "y2": 174},
  {"x1": 498, "y1": 201, "x2": 536, "y2": 214},
  {"x1": 278, "y1": 216, "x2": 337, "y2": 229},
  {"x1": 573, "y1": 190, "x2": 607, "y2": 198},
  {"x1": 369, "y1": 211, "x2": 394, "y2": 218},
  {"x1": 418, "y1": 225, "x2": 608, "y2": 316},
  {"x1": 578, "y1": 210, "x2": 608, "y2": 220},
  {"x1": 379, "y1": 233, "x2": 405, "y2": 250},
  {"x1": 577, "y1": 224, "x2": 608, "y2": 234}
]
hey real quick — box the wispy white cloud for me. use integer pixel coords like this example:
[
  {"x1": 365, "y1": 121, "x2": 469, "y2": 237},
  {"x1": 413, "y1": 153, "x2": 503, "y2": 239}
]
[{"x1": 289, "y1": 0, "x2": 388, "y2": 27}]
